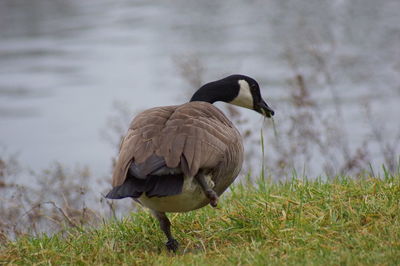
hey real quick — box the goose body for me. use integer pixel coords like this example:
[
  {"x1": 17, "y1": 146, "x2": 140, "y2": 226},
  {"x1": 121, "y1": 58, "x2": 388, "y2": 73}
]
[
  {"x1": 110, "y1": 101, "x2": 243, "y2": 212},
  {"x1": 106, "y1": 74, "x2": 274, "y2": 251}
]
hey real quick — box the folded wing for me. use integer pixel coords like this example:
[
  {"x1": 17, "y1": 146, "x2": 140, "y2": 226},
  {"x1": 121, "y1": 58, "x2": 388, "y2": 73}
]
[{"x1": 111, "y1": 101, "x2": 241, "y2": 188}]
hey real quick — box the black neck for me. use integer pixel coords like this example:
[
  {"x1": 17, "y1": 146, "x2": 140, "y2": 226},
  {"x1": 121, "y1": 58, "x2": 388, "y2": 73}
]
[{"x1": 189, "y1": 80, "x2": 238, "y2": 104}]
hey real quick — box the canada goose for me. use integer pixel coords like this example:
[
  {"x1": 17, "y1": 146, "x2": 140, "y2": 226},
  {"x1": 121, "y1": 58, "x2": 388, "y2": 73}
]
[{"x1": 106, "y1": 74, "x2": 274, "y2": 252}]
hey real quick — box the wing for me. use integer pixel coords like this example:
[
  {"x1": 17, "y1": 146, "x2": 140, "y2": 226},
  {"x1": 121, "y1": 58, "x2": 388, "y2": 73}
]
[{"x1": 111, "y1": 101, "x2": 242, "y2": 187}]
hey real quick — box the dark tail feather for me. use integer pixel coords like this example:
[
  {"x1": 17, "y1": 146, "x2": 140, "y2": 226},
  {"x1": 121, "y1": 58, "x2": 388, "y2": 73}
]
[
  {"x1": 106, "y1": 173, "x2": 184, "y2": 199},
  {"x1": 145, "y1": 174, "x2": 183, "y2": 197},
  {"x1": 106, "y1": 155, "x2": 184, "y2": 199},
  {"x1": 105, "y1": 177, "x2": 144, "y2": 199}
]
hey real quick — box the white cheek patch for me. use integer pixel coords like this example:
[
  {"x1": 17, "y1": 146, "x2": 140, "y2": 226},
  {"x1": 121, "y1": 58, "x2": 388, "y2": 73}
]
[{"x1": 230, "y1": 79, "x2": 254, "y2": 109}]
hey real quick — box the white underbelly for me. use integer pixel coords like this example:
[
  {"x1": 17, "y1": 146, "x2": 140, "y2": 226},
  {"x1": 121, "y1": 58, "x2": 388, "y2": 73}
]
[{"x1": 138, "y1": 175, "x2": 213, "y2": 212}]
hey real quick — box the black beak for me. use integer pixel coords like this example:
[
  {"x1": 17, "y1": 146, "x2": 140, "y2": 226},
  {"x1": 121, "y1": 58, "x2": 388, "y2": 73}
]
[{"x1": 257, "y1": 99, "x2": 275, "y2": 118}]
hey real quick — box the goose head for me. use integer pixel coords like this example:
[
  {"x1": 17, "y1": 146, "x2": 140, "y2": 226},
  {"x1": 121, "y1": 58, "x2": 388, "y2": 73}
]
[{"x1": 190, "y1": 74, "x2": 275, "y2": 118}]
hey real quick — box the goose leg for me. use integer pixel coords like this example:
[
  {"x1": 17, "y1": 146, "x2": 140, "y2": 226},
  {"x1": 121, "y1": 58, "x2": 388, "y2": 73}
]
[
  {"x1": 151, "y1": 210, "x2": 179, "y2": 252},
  {"x1": 195, "y1": 171, "x2": 219, "y2": 207}
]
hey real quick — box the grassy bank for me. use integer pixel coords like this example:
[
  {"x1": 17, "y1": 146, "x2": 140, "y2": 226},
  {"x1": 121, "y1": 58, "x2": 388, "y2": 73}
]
[{"x1": 1, "y1": 174, "x2": 399, "y2": 265}]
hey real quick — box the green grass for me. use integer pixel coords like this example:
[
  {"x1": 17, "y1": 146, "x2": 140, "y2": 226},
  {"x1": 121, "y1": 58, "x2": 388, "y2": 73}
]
[{"x1": 1, "y1": 174, "x2": 400, "y2": 265}]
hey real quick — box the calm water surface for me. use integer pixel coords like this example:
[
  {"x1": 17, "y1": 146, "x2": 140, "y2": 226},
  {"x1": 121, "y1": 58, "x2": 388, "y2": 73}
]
[{"x1": 0, "y1": 0, "x2": 399, "y2": 177}]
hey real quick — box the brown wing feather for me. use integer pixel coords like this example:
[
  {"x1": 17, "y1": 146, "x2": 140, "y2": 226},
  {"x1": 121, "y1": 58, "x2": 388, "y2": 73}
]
[{"x1": 112, "y1": 101, "x2": 242, "y2": 187}]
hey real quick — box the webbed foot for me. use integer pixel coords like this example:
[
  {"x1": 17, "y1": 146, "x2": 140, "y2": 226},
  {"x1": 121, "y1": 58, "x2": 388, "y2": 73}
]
[
  {"x1": 205, "y1": 189, "x2": 219, "y2": 207},
  {"x1": 166, "y1": 239, "x2": 179, "y2": 252}
]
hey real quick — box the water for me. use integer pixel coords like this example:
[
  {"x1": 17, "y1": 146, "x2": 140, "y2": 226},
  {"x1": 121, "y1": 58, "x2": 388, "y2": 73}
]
[{"x1": 1, "y1": 0, "x2": 399, "y2": 177}]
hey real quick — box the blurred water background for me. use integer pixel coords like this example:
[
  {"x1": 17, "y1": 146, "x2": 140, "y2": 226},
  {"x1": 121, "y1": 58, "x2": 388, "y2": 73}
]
[
  {"x1": 1, "y1": 0, "x2": 399, "y2": 179},
  {"x1": 1, "y1": 0, "x2": 400, "y2": 238}
]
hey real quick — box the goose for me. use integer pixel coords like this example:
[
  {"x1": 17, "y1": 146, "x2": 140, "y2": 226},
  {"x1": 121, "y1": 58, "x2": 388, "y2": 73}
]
[{"x1": 106, "y1": 74, "x2": 274, "y2": 252}]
